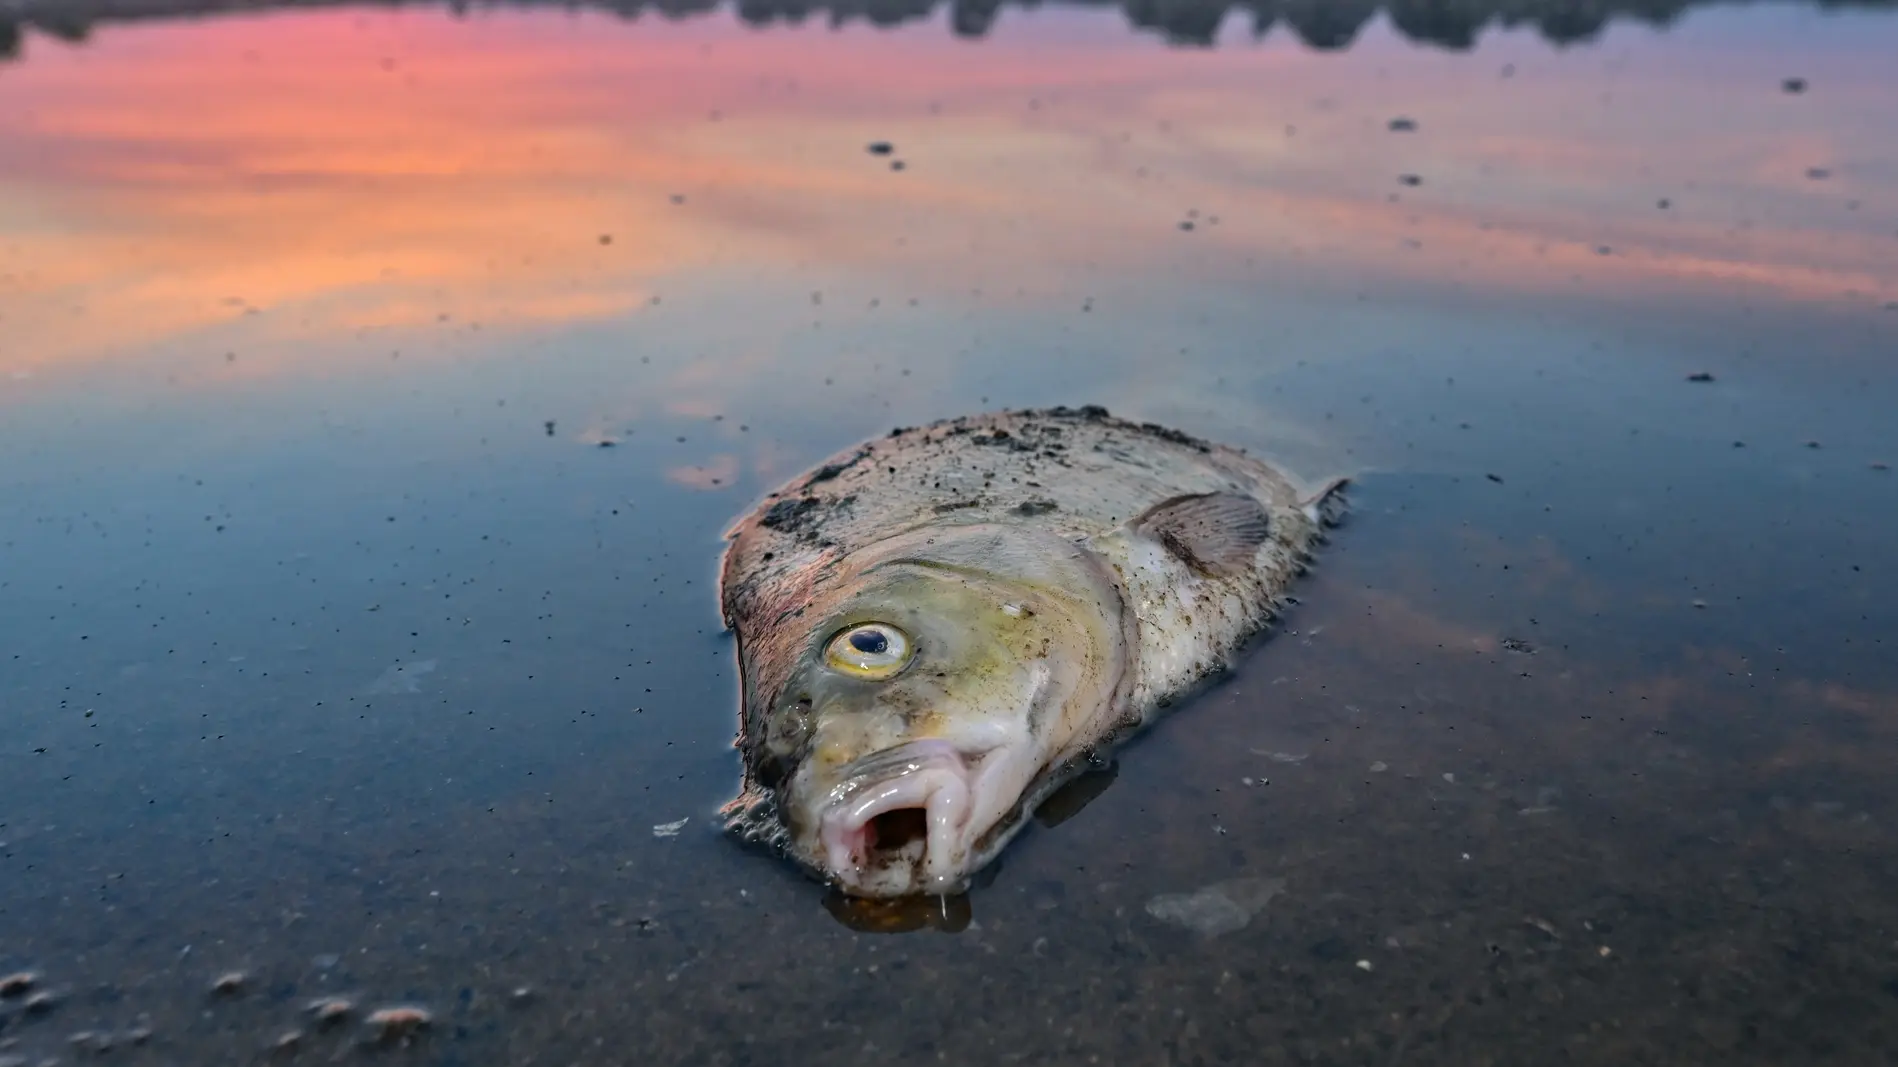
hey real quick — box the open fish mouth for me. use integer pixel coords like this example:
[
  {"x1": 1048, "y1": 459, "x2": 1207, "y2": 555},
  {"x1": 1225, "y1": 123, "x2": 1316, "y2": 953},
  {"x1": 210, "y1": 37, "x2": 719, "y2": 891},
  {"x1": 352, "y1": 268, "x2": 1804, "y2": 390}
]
[{"x1": 820, "y1": 739, "x2": 979, "y2": 896}]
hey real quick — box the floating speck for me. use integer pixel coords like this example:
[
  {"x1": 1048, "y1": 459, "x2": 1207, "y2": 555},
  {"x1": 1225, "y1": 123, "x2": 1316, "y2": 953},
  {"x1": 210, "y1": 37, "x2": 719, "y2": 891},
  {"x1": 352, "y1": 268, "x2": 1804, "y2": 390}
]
[
  {"x1": 1398, "y1": 174, "x2": 1422, "y2": 187},
  {"x1": 866, "y1": 141, "x2": 894, "y2": 156},
  {"x1": 1782, "y1": 77, "x2": 1807, "y2": 94},
  {"x1": 1805, "y1": 167, "x2": 1831, "y2": 180},
  {"x1": 1369, "y1": 761, "x2": 1388, "y2": 773},
  {"x1": 1387, "y1": 117, "x2": 1417, "y2": 132},
  {"x1": 1355, "y1": 960, "x2": 1373, "y2": 972},
  {"x1": 1686, "y1": 372, "x2": 1715, "y2": 382}
]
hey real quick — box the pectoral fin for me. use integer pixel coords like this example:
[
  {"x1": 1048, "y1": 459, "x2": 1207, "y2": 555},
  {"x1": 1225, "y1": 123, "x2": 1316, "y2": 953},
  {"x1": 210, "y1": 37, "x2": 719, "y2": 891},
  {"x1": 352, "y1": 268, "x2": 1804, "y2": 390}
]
[{"x1": 1129, "y1": 491, "x2": 1271, "y2": 577}]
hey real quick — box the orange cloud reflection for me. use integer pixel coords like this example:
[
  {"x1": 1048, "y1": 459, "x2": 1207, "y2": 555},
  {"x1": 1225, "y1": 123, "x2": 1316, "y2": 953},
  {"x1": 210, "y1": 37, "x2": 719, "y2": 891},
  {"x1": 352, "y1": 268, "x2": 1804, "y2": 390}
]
[{"x1": 1, "y1": 8, "x2": 1893, "y2": 385}]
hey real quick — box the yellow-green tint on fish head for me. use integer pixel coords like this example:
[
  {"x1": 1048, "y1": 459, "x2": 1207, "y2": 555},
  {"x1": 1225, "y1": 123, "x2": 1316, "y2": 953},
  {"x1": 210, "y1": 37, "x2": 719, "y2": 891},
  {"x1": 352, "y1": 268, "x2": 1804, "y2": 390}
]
[{"x1": 752, "y1": 523, "x2": 1131, "y2": 898}]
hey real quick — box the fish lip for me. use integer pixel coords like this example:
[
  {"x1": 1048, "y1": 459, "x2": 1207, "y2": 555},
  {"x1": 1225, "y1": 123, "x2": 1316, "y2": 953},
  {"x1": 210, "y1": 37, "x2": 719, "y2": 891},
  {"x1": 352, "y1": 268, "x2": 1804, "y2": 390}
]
[
  {"x1": 818, "y1": 740, "x2": 982, "y2": 896},
  {"x1": 827, "y1": 738, "x2": 971, "y2": 800}
]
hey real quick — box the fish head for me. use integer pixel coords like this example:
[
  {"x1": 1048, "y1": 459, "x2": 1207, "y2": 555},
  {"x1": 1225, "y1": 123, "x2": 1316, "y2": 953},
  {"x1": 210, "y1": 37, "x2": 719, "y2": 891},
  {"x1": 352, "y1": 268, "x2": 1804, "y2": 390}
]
[{"x1": 737, "y1": 523, "x2": 1130, "y2": 898}]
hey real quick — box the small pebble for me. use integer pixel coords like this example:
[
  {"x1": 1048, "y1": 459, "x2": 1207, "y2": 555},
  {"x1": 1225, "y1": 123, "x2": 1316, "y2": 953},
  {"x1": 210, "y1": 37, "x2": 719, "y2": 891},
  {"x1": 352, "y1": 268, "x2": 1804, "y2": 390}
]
[
  {"x1": 1442, "y1": 773, "x2": 1456, "y2": 784},
  {"x1": 22, "y1": 993, "x2": 56, "y2": 1016},
  {"x1": 0, "y1": 974, "x2": 36, "y2": 999},
  {"x1": 509, "y1": 987, "x2": 533, "y2": 1005},
  {"x1": 308, "y1": 997, "x2": 354, "y2": 1025},
  {"x1": 272, "y1": 1030, "x2": 303, "y2": 1053},
  {"x1": 1355, "y1": 960, "x2": 1373, "y2": 971},
  {"x1": 365, "y1": 1006, "x2": 432, "y2": 1043},
  {"x1": 1598, "y1": 946, "x2": 1613, "y2": 957},
  {"x1": 1369, "y1": 761, "x2": 1388, "y2": 773},
  {"x1": 210, "y1": 971, "x2": 247, "y2": 996}
]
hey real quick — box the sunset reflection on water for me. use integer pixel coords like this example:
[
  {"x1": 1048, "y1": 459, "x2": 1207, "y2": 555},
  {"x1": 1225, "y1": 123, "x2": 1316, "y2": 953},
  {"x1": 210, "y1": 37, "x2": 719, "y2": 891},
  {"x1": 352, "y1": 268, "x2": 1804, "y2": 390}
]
[
  {"x1": 2, "y1": 5, "x2": 1893, "y2": 390},
  {"x1": 2, "y1": 6, "x2": 1897, "y2": 1063}
]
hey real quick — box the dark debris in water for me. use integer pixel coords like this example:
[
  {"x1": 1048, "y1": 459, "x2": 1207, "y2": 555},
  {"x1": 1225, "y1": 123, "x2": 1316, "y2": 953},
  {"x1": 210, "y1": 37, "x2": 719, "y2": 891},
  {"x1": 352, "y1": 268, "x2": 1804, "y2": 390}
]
[
  {"x1": 866, "y1": 141, "x2": 894, "y2": 156},
  {"x1": 1783, "y1": 77, "x2": 1808, "y2": 94},
  {"x1": 1686, "y1": 372, "x2": 1715, "y2": 382},
  {"x1": 1387, "y1": 116, "x2": 1417, "y2": 132}
]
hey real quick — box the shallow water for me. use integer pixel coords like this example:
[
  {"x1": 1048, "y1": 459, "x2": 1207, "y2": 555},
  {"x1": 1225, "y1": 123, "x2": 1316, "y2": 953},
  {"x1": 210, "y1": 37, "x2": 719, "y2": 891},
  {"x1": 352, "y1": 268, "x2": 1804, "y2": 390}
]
[{"x1": 3, "y1": 1, "x2": 1897, "y2": 1062}]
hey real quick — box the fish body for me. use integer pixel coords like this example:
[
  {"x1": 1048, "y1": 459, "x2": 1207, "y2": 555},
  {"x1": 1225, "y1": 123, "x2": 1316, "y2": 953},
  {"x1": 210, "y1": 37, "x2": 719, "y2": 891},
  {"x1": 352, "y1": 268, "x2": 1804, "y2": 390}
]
[{"x1": 718, "y1": 406, "x2": 1344, "y2": 898}]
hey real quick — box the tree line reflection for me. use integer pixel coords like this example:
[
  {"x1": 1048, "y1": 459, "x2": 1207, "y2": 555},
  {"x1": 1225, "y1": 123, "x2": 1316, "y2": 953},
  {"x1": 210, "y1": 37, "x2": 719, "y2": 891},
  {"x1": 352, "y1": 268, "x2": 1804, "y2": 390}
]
[{"x1": 4, "y1": 0, "x2": 1894, "y2": 60}]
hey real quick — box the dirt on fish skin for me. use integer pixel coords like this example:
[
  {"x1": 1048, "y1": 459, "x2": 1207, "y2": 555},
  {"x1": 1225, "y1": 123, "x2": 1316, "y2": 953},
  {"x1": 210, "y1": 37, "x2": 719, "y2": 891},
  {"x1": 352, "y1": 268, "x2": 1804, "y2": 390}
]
[{"x1": 718, "y1": 406, "x2": 1346, "y2": 896}]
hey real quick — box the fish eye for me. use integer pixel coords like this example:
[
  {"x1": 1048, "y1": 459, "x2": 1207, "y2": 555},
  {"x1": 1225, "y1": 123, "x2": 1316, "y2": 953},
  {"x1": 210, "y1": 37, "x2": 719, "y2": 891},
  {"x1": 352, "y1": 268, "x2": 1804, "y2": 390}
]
[{"x1": 824, "y1": 623, "x2": 913, "y2": 679}]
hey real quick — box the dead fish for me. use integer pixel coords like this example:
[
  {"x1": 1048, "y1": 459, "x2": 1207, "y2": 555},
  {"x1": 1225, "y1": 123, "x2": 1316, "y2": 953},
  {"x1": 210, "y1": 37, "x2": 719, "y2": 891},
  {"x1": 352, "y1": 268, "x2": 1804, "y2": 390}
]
[{"x1": 718, "y1": 406, "x2": 1346, "y2": 898}]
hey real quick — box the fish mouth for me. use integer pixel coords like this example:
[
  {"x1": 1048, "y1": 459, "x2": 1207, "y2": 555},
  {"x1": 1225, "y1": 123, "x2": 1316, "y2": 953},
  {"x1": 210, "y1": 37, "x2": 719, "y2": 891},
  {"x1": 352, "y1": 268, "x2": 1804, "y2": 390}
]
[{"x1": 819, "y1": 739, "x2": 978, "y2": 897}]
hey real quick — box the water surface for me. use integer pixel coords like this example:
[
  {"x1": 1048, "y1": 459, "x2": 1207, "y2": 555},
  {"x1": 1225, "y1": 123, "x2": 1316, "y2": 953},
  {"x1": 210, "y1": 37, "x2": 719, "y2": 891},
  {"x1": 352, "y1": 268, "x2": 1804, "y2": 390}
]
[{"x1": 3, "y1": 2, "x2": 1897, "y2": 1063}]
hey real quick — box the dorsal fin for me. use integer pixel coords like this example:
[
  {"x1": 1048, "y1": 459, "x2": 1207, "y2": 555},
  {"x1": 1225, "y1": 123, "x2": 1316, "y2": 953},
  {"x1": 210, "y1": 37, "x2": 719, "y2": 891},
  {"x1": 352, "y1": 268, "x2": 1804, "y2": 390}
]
[{"x1": 1128, "y1": 491, "x2": 1271, "y2": 577}]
